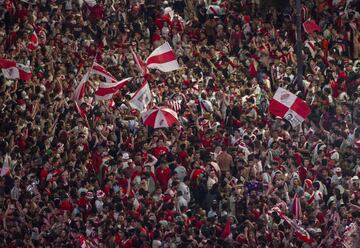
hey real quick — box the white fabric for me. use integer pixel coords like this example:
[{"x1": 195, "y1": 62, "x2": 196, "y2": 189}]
[{"x1": 272, "y1": 87, "x2": 297, "y2": 108}]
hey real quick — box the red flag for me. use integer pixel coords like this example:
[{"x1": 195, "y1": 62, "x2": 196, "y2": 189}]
[
  {"x1": 269, "y1": 87, "x2": 311, "y2": 127},
  {"x1": 95, "y1": 77, "x2": 132, "y2": 101},
  {"x1": 303, "y1": 20, "x2": 321, "y2": 34},
  {"x1": 27, "y1": 31, "x2": 39, "y2": 50},
  {"x1": 0, "y1": 59, "x2": 32, "y2": 81},
  {"x1": 145, "y1": 42, "x2": 179, "y2": 72}
]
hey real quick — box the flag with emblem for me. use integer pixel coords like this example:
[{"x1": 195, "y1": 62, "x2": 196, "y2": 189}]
[
  {"x1": 0, "y1": 59, "x2": 32, "y2": 80},
  {"x1": 129, "y1": 81, "x2": 152, "y2": 112},
  {"x1": 269, "y1": 87, "x2": 311, "y2": 127}
]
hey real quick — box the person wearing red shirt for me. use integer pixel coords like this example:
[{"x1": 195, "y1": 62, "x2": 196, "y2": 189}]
[
  {"x1": 155, "y1": 160, "x2": 171, "y2": 191},
  {"x1": 90, "y1": 146, "x2": 103, "y2": 174}
]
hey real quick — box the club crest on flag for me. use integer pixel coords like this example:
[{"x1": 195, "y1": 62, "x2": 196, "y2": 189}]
[{"x1": 280, "y1": 93, "x2": 290, "y2": 101}]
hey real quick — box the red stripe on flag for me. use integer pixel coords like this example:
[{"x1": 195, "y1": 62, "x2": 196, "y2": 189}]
[
  {"x1": 0, "y1": 59, "x2": 16, "y2": 68},
  {"x1": 146, "y1": 50, "x2": 177, "y2": 65},
  {"x1": 269, "y1": 99, "x2": 289, "y2": 117},
  {"x1": 290, "y1": 98, "x2": 311, "y2": 119},
  {"x1": 96, "y1": 81, "x2": 128, "y2": 97}
]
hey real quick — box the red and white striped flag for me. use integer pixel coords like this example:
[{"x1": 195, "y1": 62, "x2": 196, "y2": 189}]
[
  {"x1": 90, "y1": 62, "x2": 117, "y2": 82},
  {"x1": 27, "y1": 31, "x2": 39, "y2": 50},
  {"x1": 146, "y1": 42, "x2": 179, "y2": 72},
  {"x1": 270, "y1": 207, "x2": 314, "y2": 244},
  {"x1": 129, "y1": 81, "x2": 152, "y2": 112},
  {"x1": 0, "y1": 59, "x2": 32, "y2": 81},
  {"x1": 269, "y1": 87, "x2": 311, "y2": 127},
  {"x1": 291, "y1": 193, "x2": 302, "y2": 220},
  {"x1": 130, "y1": 47, "x2": 148, "y2": 76},
  {"x1": 0, "y1": 154, "x2": 11, "y2": 177},
  {"x1": 73, "y1": 71, "x2": 90, "y2": 103},
  {"x1": 95, "y1": 77, "x2": 132, "y2": 101}
]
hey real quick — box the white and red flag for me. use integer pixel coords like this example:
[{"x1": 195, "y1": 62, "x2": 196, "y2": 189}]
[
  {"x1": 129, "y1": 81, "x2": 152, "y2": 112},
  {"x1": 291, "y1": 193, "x2": 302, "y2": 221},
  {"x1": 90, "y1": 62, "x2": 117, "y2": 82},
  {"x1": 130, "y1": 47, "x2": 148, "y2": 76},
  {"x1": 0, "y1": 59, "x2": 32, "y2": 80},
  {"x1": 73, "y1": 71, "x2": 90, "y2": 103},
  {"x1": 27, "y1": 31, "x2": 39, "y2": 50},
  {"x1": 269, "y1": 207, "x2": 314, "y2": 244},
  {"x1": 269, "y1": 87, "x2": 311, "y2": 127},
  {"x1": 0, "y1": 154, "x2": 11, "y2": 177},
  {"x1": 146, "y1": 42, "x2": 179, "y2": 72},
  {"x1": 95, "y1": 77, "x2": 132, "y2": 101}
]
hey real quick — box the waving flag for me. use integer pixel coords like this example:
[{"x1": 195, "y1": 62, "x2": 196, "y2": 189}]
[
  {"x1": 90, "y1": 62, "x2": 117, "y2": 82},
  {"x1": 95, "y1": 77, "x2": 132, "y2": 101},
  {"x1": 130, "y1": 47, "x2": 148, "y2": 76},
  {"x1": 269, "y1": 87, "x2": 311, "y2": 127},
  {"x1": 27, "y1": 31, "x2": 39, "y2": 50},
  {"x1": 129, "y1": 81, "x2": 152, "y2": 112},
  {"x1": 0, "y1": 59, "x2": 32, "y2": 80},
  {"x1": 146, "y1": 42, "x2": 179, "y2": 72},
  {"x1": 73, "y1": 71, "x2": 90, "y2": 103},
  {"x1": 270, "y1": 207, "x2": 314, "y2": 244}
]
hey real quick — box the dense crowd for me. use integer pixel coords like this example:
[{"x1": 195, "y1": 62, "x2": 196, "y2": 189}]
[{"x1": 0, "y1": 0, "x2": 360, "y2": 247}]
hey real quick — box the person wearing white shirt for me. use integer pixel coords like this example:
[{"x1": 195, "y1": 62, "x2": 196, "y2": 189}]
[{"x1": 178, "y1": 178, "x2": 191, "y2": 203}]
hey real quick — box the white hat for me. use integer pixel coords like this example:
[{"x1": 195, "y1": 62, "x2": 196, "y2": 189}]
[
  {"x1": 122, "y1": 153, "x2": 130, "y2": 160},
  {"x1": 335, "y1": 167, "x2": 342, "y2": 173}
]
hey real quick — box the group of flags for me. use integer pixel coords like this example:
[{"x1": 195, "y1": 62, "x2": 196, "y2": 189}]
[{"x1": 71, "y1": 42, "x2": 179, "y2": 122}]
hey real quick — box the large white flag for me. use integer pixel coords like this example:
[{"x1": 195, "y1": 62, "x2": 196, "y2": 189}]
[
  {"x1": 129, "y1": 81, "x2": 152, "y2": 112},
  {"x1": 145, "y1": 42, "x2": 179, "y2": 72}
]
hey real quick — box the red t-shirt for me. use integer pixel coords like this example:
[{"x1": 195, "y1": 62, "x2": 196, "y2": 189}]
[{"x1": 156, "y1": 166, "x2": 171, "y2": 190}]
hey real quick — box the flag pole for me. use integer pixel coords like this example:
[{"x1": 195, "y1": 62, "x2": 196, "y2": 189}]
[{"x1": 295, "y1": 0, "x2": 304, "y2": 91}]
